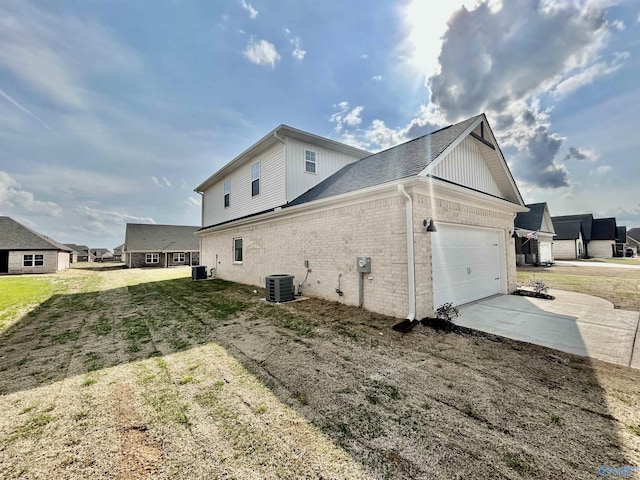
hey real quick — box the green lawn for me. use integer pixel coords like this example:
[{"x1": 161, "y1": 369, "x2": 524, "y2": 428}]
[{"x1": 0, "y1": 276, "x2": 69, "y2": 330}]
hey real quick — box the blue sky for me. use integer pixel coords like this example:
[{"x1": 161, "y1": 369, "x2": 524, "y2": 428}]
[{"x1": 1, "y1": 0, "x2": 639, "y2": 250}]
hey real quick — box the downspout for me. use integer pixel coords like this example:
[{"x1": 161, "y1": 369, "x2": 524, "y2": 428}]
[{"x1": 398, "y1": 184, "x2": 416, "y2": 322}]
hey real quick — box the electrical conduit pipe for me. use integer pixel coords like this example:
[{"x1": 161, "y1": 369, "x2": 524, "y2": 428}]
[{"x1": 398, "y1": 184, "x2": 416, "y2": 322}]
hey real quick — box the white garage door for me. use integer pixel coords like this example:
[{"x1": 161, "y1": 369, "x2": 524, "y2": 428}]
[
  {"x1": 538, "y1": 241, "x2": 553, "y2": 264},
  {"x1": 431, "y1": 224, "x2": 503, "y2": 310}
]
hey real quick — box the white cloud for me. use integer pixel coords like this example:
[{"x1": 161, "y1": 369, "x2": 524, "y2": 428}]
[
  {"x1": 152, "y1": 176, "x2": 172, "y2": 187},
  {"x1": 243, "y1": 39, "x2": 280, "y2": 68},
  {"x1": 372, "y1": 75, "x2": 382, "y2": 82},
  {"x1": 283, "y1": 28, "x2": 306, "y2": 60},
  {"x1": 553, "y1": 52, "x2": 628, "y2": 99},
  {"x1": 241, "y1": 0, "x2": 258, "y2": 19},
  {"x1": 329, "y1": 102, "x2": 364, "y2": 132},
  {"x1": 75, "y1": 205, "x2": 155, "y2": 226},
  {"x1": 360, "y1": 54, "x2": 369, "y2": 59},
  {"x1": 185, "y1": 196, "x2": 200, "y2": 207},
  {"x1": 0, "y1": 170, "x2": 62, "y2": 216},
  {"x1": 564, "y1": 147, "x2": 599, "y2": 162}
]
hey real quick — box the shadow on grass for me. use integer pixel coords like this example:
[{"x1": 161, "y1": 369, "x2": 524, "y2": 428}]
[{"x1": 0, "y1": 273, "x2": 637, "y2": 478}]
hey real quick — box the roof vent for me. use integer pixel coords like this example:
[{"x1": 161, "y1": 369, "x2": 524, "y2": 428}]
[{"x1": 265, "y1": 274, "x2": 294, "y2": 302}]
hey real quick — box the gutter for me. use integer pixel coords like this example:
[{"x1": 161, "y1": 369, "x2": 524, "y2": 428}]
[{"x1": 398, "y1": 184, "x2": 416, "y2": 322}]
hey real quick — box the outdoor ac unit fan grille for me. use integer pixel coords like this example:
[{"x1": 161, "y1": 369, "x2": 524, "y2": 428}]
[{"x1": 265, "y1": 274, "x2": 294, "y2": 302}]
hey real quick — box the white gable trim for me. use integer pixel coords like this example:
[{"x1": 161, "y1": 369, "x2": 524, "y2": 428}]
[{"x1": 421, "y1": 115, "x2": 525, "y2": 206}]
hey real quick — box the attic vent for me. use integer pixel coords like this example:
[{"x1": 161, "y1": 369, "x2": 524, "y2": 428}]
[{"x1": 265, "y1": 274, "x2": 294, "y2": 303}]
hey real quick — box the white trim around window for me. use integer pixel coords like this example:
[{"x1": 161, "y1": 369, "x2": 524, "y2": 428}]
[
  {"x1": 251, "y1": 161, "x2": 260, "y2": 197},
  {"x1": 233, "y1": 238, "x2": 243, "y2": 263},
  {"x1": 224, "y1": 179, "x2": 230, "y2": 208},
  {"x1": 173, "y1": 252, "x2": 185, "y2": 263},
  {"x1": 22, "y1": 254, "x2": 44, "y2": 267},
  {"x1": 305, "y1": 149, "x2": 317, "y2": 174},
  {"x1": 146, "y1": 253, "x2": 159, "y2": 264}
]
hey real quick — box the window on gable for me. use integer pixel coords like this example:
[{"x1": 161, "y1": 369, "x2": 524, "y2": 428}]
[
  {"x1": 34, "y1": 254, "x2": 44, "y2": 266},
  {"x1": 305, "y1": 150, "x2": 316, "y2": 174},
  {"x1": 251, "y1": 161, "x2": 260, "y2": 197},
  {"x1": 173, "y1": 253, "x2": 185, "y2": 263},
  {"x1": 233, "y1": 238, "x2": 243, "y2": 263},
  {"x1": 146, "y1": 253, "x2": 159, "y2": 264},
  {"x1": 224, "y1": 179, "x2": 230, "y2": 208},
  {"x1": 23, "y1": 254, "x2": 33, "y2": 267}
]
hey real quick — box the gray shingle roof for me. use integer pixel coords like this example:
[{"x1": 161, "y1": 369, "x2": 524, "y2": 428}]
[
  {"x1": 0, "y1": 216, "x2": 72, "y2": 251},
  {"x1": 124, "y1": 224, "x2": 199, "y2": 252},
  {"x1": 553, "y1": 220, "x2": 583, "y2": 240},
  {"x1": 628, "y1": 228, "x2": 640, "y2": 243},
  {"x1": 552, "y1": 214, "x2": 593, "y2": 241},
  {"x1": 286, "y1": 115, "x2": 482, "y2": 207},
  {"x1": 591, "y1": 217, "x2": 617, "y2": 240},
  {"x1": 515, "y1": 203, "x2": 548, "y2": 232}
]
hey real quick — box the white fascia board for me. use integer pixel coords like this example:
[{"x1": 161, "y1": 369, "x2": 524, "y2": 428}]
[
  {"x1": 197, "y1": 175, "x2": 527, "y2": 236},
  {"x1": 420, "y1": 114, "x2": 526, "y2": 207},
  {"x1": 412, "y1": 176, "x2": 529, "y2": 214},
  {"x1": 194, "y1": 125, "x2": 370, "y2": 193}
]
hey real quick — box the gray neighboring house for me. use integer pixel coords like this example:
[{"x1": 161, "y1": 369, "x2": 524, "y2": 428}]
[
  {"x1": 90, "y1": 248, "x2": 113, "y2": 262},
  {"x1": 113, "y1": 244, "x2": 124, "y2": 261},
  {"x1": 627, "y1": 228, "x2": 640, "y2": 255},
  {"x1": 65, "y1": 243, "x2": 91, "y2": 262},
  {"x1": 0, "y1": 216, "x2": 72, "y2": 274},
  {"x1": 123, "y1": 223, "x2": 200, "y2": 268},
  {"x1": 513, "y1": 202, "x2": 556, "y2": 265}
]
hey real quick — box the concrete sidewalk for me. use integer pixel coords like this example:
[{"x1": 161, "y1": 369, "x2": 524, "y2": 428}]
[{"x1": 455, "y1": 289, "x2": 640, "y2": 369}]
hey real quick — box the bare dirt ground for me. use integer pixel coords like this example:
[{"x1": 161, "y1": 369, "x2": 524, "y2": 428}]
[{"x1": 1, "y1": 267, "x2": 639, "y2": 479}]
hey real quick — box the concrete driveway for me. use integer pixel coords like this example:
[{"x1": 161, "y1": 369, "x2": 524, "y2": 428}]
[{"x1": 454, "y1": 290, "x2": 640, "y2": 369}]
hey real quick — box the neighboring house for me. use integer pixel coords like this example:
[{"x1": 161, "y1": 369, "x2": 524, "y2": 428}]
[
  {"x1": 551, "y1": 214, "x2": 618, "y2": 259},
  {"x1": 627, "y1": 228, "x2": 640, "y2": 255},
  {"x1": 113, "y1": 244, "x2": 124, "y2": 261},
  {"x1": 123, "y1": 224, "x2": 200, "y2": 268},
  {"x1": 552, "y1": 220, "x2": 586, "y2": 259},
  {"x1": 195, "y1": 114, "x2": 528, "y2": 320},
  {"x1": 64, "y1": 244, "x2": 91, "y2": 262},
  {"x1": 615, "y1": 226, "x2": 627, "y2": 257},
  {"x1": 513, "y1": 202, "x2": 555, "y2": 265},
  {"x1": 91, "y1": 248, "x2": 113, "y2": 262},
  {"x1": 0, "y1": 216, "x2": 73, "y2": 274}
]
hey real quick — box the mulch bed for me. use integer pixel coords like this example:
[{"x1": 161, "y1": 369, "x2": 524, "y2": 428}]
[{"x1": 512, "y1": 289, "x2": 555, "y2": 300}]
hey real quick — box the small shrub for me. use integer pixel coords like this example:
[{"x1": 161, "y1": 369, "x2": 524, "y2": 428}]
[
  {"x1": 628, "y1": 424, "x2": 640, "y2": 436},
  {"x1": 551, "y1": 414, "x2": 564, "y2": 426},
  {"x1": 528, "y1": 276, "x2": 549, "y2": 294},
  {"x1": 435, "y1": 302, "x2": 460, "y2": 322}
]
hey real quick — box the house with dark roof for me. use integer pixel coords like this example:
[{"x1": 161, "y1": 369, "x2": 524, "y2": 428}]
[
  {"x1": 551, "y1": 214, "x2": 619, "y2": 259},
  {"x1": 195, "y1": 114, "x2": 528, "y2": 320},
  {"x1": 627, "y1": 228, "x2": 640, "y2": 255},
  {"x1": 90, "y1": 248, "x2": 113, "y2": 262},
  {"x1": 113, "y1": 244, "x2": 124, "y2": 261},
  {"x1": 64, "y1": 243, "x2": 91, "y2": 262},
  {"x1": 513, "y1": 202, "x2": 555, "y2": 265},
  {"x1": 615, "y1": 226, "x2": 627, "y2": 257},
  {"x1": 123, "y1": 224, "x2": 200, "y2": 268},
  {"x1": 0, "y1": 216, "x2": 73, "y2": 274}
]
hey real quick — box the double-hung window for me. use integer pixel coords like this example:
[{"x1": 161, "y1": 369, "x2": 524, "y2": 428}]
[
  {"x1": 233, "y1": 238, "x2": 243, "y2": 263},
  {"x1": 173, "y1": 253, "x2": 185, "y2": 263},
  {"x1": 23, "y1": 254, "x2": 44, "y2": 267},
  {"x1": 224, "y1": 180, "x2": 230, "y2": 208},
  {"x1": 146, "y1": 253, "x2": 159, "y2": 264},
  {"x1": 251, "y1": 162, "x2": 260, "y2": 197},
  {"x1": 305, "y1": 150, "x2": 316, "y2": 174}
]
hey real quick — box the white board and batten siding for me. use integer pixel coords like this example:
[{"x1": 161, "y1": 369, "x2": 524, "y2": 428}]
[
  {"x1": 202, "y1": 143, "x2": 286, "y2": 227},
  {"x1": 285, "y1": 137, "x2": 363, "y2": 202},
  {"x1": 431, "y1": 224, "x2": 505, "y2": 310},
  {"x1": 431, "y1": 136, "x2": 502, "y2": 198}
]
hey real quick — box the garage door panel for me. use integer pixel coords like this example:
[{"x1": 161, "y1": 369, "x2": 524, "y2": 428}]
[{"x1": 431, "y1": 225, "x2": 503, "y2": 309}]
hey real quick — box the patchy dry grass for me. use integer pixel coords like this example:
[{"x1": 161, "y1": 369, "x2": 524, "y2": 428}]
[
  {"x1": 0, "y1": 266, "x2": 639, "y2": 479},
  {"x1": 518, "y1": 264, "x2": 640, "y2": 310}
]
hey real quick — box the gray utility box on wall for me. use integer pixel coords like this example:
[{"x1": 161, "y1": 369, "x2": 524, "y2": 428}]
[
  {"x1": 265, "y1": 274, "x2": 295, "y2": 302},
  {"x1": 357, "y1": 257, "x2": 371, "y2": 273}
]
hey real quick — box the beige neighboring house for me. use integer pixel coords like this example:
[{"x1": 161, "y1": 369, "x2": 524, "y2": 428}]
[
  {"x1": 513, "y1": 202, "x2": 556, "y2": 265},
  {"x1": 627, "y1": 228, "x2": 640, "y2": 255},
  {"x1": 0, "y1": 216, "x2": 72, "y2": 274},
  {"x1": 195, "y1": 114, "x2": 528, "y2": 320},
  {"x1": 123, "y1": 223, "x2": 200, "y2": 268}
]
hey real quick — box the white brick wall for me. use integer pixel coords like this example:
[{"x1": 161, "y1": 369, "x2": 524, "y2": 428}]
[
  {"x1": 589, "y1": 240, "x2": 615, "y2": 258},
  {"x1": 8, "y1": 250, "x2": 62, "y2": 274},
  {"x1": 200, "y1": 187, "x2": 516, "y2": 319},
  {"x1": 553, "y1": 239, "x2": 582, "y2": 259}
]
